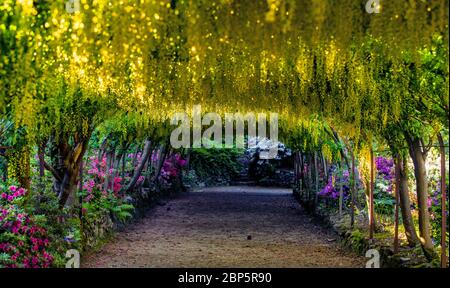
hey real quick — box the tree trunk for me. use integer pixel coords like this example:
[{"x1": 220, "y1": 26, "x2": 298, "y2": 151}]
[
  {"x1": 104, "y1": 150, "x2": 111, "y2": 191},
  {"x1": 395, "y1": 154, "x2": 420, "y2": 247},
  {"x1": 293, "y1": 152, "x2": 297, "y2": 187},
  {"x1": 406, "y1": 136, "x2": 436, "y2": 260},
  {"x1": 307, "y1": 153, "x2": 313, "y2": 204},
  {"x1": 42, "y1": 131, "x2": 92, "y2": 209},
  {"x1": 57, "y1": 140, "x2": 89, "y2": 208},
  {"x1": 394, "y1": 169, "x2": 400, "y2": 253},
  {"x1": 98, "y1": 137, "x2": 108, "y2": 161},
  {"x1": 299, "y1": 151, "x2": 307, "y2": 200},
  {"x1": 131, "y1": 145, "x2": 141, "y2": 175},
  {"x1": 104, "y1": 149, "x2": 115, "y2": 191},
  {"x1": 144, "y1": 148, "x2": 155, "y2": 186},
  {"x1": 185, "y1": 148, "x2": 191, "y2": 171},
  {"x1": 121, "y1": 150, "x2": 126, "y2": 178},
  {"x1": 38, "y1": 142, "x2": 46, "y2": 178},
  {"x1": 138, "y1": 143, "x2": 155, "y2": 190},
  {"x1": 126, "y1": 139, "x2": 152, "y2": 193},
  {"x1": 153, "y1": 144, "x2": 169, "y2": 184},
  {"x1": 328, "y1": 127, "x2": 350, "y2": 168},
  {"x1": 437, "y1": 133, "x2": 448, "y2": 268}
]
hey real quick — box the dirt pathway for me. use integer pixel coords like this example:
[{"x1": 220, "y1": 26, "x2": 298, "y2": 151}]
[{"x1": 82, "y1": 186, "x2": 365, "y2": 267}]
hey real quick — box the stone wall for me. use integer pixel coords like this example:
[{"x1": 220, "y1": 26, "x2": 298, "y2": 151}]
[{"x1": 82, "y1": 213, "x2": 114, "y2": 251}]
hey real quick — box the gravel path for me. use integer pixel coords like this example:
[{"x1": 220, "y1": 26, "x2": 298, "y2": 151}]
[{"x1": 82, "y1": 186, "x2": 365, "y2": 268}]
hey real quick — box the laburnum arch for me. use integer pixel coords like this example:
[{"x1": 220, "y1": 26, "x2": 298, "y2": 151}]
[{"x1": 0, "y1": 0, "x2": 448, "y2": 264}]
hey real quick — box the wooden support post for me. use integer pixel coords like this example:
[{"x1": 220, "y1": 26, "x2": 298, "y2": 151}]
[
  {"x1": 350, "y1": 148, "x2": 356, "y2": 228},
  {"x1": 294, "y1": 152, "x2": 298, "y2": 189},
  {"x1": 306, "y1": 153, "x2": 311, "y2": 203},
  {"x1": 78, "y1": 159, "x2": 84, "y2": 219},
  {"x1": 437, "y1": 134, "x2": 448, "y2": 268},
  {"x1": 301, "y1": 152, "x2": 305, "y2": 200},
  {"x1": 369, "y1": 149, "x2": 375, "y2": 240},
  {"x1": 314, "y1": 151, "x2": 319, "y2": 212},
  {"x1": 310, "y1": 161, "x2": 312, "y2": 206},
  {"x1": 299, "y1": 152, "x2": 303, "y2": 199},
  {"x1": 322, "y1": 152, "x2": 328, "y2": 183},
  {"x1": 339, "y1": 159, "x2": 344, "y2": 216},
  {"x1": 297, "y1": 152, "x2": 300, "y2": 188},
  {"x1": 394, "y1": 155, "x2": 400, "y2": 254}
]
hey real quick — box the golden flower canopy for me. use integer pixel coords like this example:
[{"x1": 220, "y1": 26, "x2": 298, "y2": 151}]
[{"x1": 1, "y1": 0, "x2": 448, "y2": 145}]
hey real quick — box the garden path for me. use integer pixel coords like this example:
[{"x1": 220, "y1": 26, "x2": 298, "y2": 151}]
[{"x1": 82, "y1": 186, "x2": 365, "y2": 267}]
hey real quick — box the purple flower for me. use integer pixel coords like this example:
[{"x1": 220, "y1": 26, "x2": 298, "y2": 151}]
[{"x1": 375, "y1": 156, "x2": 394, "y2": 181}]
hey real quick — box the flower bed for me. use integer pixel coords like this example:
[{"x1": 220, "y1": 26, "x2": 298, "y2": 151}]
[{"x1": 0, "y1": 185, "x2": 54, "y2": 268}]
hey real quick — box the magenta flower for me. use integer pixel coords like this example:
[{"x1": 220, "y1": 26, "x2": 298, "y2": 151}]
[{"x1": 137, "y1": 176, "x2": 145, "y2": 184}]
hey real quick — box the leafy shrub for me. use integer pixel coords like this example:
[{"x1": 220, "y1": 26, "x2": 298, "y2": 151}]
[
  {"x1": 81, "y1": 189, "x2": 134, "y2": 223},
  {"x1": 189, "y1": 148, "x2": 243, "y2": 183},
  {"x1": 347, "y1": 229, "x2": 368, "y2": 254}
]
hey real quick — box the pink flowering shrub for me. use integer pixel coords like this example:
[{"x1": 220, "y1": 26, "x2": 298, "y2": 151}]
[
  {"x1": 85, "y1": 156, "x2": 123, "y2": 196},
  {"x1": 82, "y1": 156, "x2": 125, "y2": 205},
  {"x1": 159, "y1": 153, "x2": 187, "y2": 186},
  {"x1": 0, "y1": 185, "x2": 54, "y2": 268},
  {"x1": 80, "y1": 156, "x2": 133, "y2": 222}
]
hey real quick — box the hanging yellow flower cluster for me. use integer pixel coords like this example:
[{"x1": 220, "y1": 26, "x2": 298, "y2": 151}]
[{"x1": 0, "y1": 0, "x2": 447, "y2": 151}]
